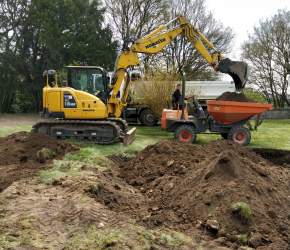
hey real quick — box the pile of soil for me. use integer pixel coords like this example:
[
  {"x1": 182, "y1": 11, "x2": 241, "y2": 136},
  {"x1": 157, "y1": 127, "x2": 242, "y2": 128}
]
[
  {"x1": 92, "y1": 140, "x2": 290, "y2": 249},
  {"x1": 0, "y1": 132, "x2": 76, "y2": 191},
  {"x1": 216, "y1": 91, "x2": 253, "y2": 102}
]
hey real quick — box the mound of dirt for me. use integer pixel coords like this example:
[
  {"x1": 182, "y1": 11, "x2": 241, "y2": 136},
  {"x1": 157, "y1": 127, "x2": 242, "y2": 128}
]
[
  {"x1": 86, "y1": 169, "x2": 147, "y2": 217},
  {"x1": 0, "y1": 132, "x2": 77, "y2": 191},
  {"x1": 105, "y1": 140, "x2": 290, "y2": 249},
  {"x1": 216, "y1": 92, "x2": 253, "y2": 102}
]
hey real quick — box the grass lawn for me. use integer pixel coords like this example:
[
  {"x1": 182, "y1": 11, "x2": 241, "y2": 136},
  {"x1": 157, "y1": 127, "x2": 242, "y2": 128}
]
[
  {"x1": 0, "y1": 125, "x2": 32, "y2": 137},
  {"x1": 0, "y1": 114, "x2": 37, "y2": 137},
  {"x1": 0, "y1": 118, "x2": 289, "y2": 154}
]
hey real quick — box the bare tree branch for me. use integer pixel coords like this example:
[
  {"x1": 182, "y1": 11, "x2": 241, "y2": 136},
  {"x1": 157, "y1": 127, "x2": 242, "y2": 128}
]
[{"x1": 242, "y1": 10, "x2": 290, "y2": 108}]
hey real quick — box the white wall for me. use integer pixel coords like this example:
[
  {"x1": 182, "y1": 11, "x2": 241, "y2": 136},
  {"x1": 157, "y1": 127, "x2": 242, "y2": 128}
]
[{"x1": 185, "y1": 81, "x2": 235, "y2": 99}]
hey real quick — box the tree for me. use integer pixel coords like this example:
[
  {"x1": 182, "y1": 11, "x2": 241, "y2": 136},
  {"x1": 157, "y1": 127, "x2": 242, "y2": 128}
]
[
  {"x1": 161, "y1": 0, "x2": 234, "y2": 79},
  {"x1": 105, "y1": 0, "x2": 234, "y2": 80},
  {"x1": 0, "y1": 0, "x2": 29, "y2": 112},
  {"x1": 242, "y1": 10, "x2": 290, "y2": 108},
  {"x1": 0, "y1": 0, "x2": 117, "y2": 112},
  {"x1": 105, "y1": 0, "x2": 168, "y2": 44}
]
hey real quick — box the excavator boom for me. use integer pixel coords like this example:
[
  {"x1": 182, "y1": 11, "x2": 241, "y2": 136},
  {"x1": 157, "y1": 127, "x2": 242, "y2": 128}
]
[{"x1": 108, "y1": 16, "x2": 248, "y2": 117}]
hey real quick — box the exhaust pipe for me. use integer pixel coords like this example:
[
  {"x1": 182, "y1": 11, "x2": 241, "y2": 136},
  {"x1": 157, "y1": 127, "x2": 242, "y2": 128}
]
[{"x1": 217, "y1": 58, "x2": 248, "y2": 90}]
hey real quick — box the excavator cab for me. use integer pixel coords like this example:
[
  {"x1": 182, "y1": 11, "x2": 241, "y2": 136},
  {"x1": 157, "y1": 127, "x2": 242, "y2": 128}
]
[
  {"x1": 66, "y1": 66, "x2": 109, "y2": 103},
  {"x1": 217, "y1": 58, "x2": 248, "y2": 90}
]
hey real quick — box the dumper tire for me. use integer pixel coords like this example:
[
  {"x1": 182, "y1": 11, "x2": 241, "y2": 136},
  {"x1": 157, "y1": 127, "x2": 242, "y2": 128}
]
[
  {"x1": 228, "y1": 126, "x2": 251, "y2": 146},
  {"x1": 174, "y1": 124, "x2": 196, "y2": 143}
]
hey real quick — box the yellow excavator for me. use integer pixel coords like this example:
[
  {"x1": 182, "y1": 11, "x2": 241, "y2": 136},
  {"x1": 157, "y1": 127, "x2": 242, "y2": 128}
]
[{"x1": 33, "y1": 16, "x2": 248, "y2": 144}]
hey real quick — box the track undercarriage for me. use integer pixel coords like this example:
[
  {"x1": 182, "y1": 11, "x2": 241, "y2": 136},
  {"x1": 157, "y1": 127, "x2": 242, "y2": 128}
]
[{"x1": 32, "y1": 118, "x2": 136, "y2": 145}]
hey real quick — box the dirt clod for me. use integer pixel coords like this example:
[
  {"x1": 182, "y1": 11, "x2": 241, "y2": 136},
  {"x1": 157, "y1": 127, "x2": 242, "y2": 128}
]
[
  {"x1": 0, "y1": 131, "x2": 76, "y2": 191},
  {"x1": 36, "y1": 147, "x2": 56, "y2": 163}
]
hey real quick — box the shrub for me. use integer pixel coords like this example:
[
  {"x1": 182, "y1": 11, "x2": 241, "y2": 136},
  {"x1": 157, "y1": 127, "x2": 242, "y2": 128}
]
[
  {"x1": 243, "y1": 88, "x2": 267, "y2": 103},
  {"x1": 136, "y1": 72, "x2": 179, "y2": 118}
]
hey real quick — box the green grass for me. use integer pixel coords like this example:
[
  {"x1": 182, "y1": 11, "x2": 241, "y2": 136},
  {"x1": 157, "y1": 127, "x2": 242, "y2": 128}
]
[
  {"x1": 231, "y1": 202, "x2": 252, "y2": 222},
  {"x1": 73, "y1": 120, "x2": 290, "y2": 153},
  {"x1": 63, "y1": 224, "x2": 194, "y2": 250},
  {"x1": 39, "y1": 160, "x2": 84, "y2": 184},
  {"x1": 237, "y1": 234, "x2": 249, "y2": 246},
  {"x1": 39, "y1": 152, "x2": 115, "y2": 184},
  {"x1": 0, "y1": 125, "x2": 31, "y2": 137},
  {"x1": 158, "y1": 230, "x2": 192, "y2": 247},
  {"x1": 73, "y1": 126, "x2": 172, "y2": 157},
  {"x1": 0, "y1": 215, "x2": 45, "y2": 249},
  {"x1": 38, "y1": 128, "x2": 172, "y2": 184},
  {"x1": 0, "y1": 119, "x2": 289, "y2": 152},
  {"x1": 194, "y1": 120, "x2": 290, "y2": 150},
  {"x1": 249, "y1": 119, "x2": 290, "y2": 149},
  {"x1": 64, "y1": 226, "x2": 124, "y2": 250}
]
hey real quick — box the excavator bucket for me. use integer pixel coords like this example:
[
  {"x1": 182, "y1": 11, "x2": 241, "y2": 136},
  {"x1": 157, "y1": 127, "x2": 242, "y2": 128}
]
[{"x1": 217, "y1": 58, "x2": 248, "y2": 90}]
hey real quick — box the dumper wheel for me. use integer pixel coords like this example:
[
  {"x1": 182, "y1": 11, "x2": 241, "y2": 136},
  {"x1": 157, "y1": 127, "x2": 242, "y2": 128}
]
[
  {"x1": 228, "y1": 126, "x2": 251, "y2": 146},
  {"x1": 174, "y1": 124, "x2": 196, "y2": 143}
]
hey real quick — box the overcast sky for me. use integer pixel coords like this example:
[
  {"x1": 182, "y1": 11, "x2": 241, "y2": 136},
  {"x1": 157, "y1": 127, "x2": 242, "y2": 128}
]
[{"x1": 206, "y1": 0, "x2": 290, "y2": 60}]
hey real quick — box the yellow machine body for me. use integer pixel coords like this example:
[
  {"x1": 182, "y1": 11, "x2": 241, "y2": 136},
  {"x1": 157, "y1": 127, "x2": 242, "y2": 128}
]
[{"x1": 43, "y1": 86, "x2": 107, "y2": 119}]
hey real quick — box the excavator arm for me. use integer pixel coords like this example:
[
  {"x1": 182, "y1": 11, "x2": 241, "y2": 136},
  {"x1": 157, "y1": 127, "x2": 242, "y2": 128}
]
[{"x1": 108, "y1": 16, "x2": 248, "y2": 117}]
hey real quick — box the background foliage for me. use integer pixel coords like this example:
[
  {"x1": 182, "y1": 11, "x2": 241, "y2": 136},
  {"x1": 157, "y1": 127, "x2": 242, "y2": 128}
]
[
  {"x1": 138, "y1": 72, "x2": 177, "y2": 117},
  {"x1": 1, "y1": 0, "x2": 288, "y2": 113},
  {"x1": 242, "y1": 10, "x2": 290, "y2": 108},
  {"x1": 0, "y1": 0, "x2": 117, "y2": 112}
]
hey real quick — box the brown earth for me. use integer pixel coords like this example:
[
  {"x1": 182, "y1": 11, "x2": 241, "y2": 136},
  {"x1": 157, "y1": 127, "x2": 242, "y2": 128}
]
[
  {"x1": 91, "y1": 140, "x2": 290, "y2": 249},
  {"x1": 0, "y1": 131, "x2": 77, "y2": 192},
  {"x1": 0, "y1": 131, "x2": 289, "y2": 249},
  {"x1": 216, "y1": 92, "x2": 253, "y2": 102},
  {"x1": 0, "y1": 169, "x2": 231, "y2": 249}
]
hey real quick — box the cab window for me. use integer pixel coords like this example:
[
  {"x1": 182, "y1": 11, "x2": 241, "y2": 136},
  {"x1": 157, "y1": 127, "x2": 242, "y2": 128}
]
[{"x1": 69, "y1": 68, "x2": 104, "y2": 95}]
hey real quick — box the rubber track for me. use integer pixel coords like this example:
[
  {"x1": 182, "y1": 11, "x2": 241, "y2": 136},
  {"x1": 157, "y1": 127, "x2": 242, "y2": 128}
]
[
  {"x1": 32, "y1": 119, "x2": 126, "y2": 144},
  {"x1": 107, "y1": 118, "x2": 129, "y2": 132}
]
